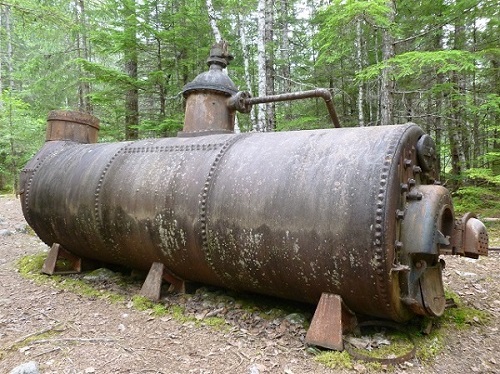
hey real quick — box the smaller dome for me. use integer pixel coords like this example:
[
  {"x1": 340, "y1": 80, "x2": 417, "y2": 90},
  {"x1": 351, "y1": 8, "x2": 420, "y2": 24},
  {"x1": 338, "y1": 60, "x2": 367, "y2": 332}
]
[{"x1": 182, "y1": 41, "x2": 238, "y2": 97}]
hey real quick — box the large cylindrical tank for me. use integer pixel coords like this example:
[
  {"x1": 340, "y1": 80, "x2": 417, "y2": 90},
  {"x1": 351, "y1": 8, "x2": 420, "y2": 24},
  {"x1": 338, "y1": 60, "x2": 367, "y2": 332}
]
[{"x1": 21, "y1": 117, "x2": 463, "y2": 322}]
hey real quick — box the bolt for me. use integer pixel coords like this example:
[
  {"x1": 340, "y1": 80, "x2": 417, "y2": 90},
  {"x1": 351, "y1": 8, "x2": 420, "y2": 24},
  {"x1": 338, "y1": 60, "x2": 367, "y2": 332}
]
[
  {"x1": 396, "y1": 209, "x2": 405, "y2": 220},
  {"x1": 395, "y1": 241, "x2": 403, "y2": 250},
  {"x1": 408, "y1": 178, "x2": 416, "y2": 187},
  {"x1": 412, "y1": 165, "x2": 422, "y2": 174},
  {"x1": 404, "y1": 159, "x2": 412, "y2": 168},
  {"x1": 400, "y1": 183, "x2": 409, "y2": 193},
  {"x1": 407, "y1": 191, "x2": 423, "y2": 201}
]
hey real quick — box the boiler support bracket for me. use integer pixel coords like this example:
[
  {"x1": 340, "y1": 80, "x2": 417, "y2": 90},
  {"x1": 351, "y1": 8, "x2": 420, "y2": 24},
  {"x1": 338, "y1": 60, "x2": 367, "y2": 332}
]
[
  {"x1": 305, "y1": 293, "x2": 358, "y2": 351},
  {"x1": 139, "y1": 262, "x2": 186, "y2": 301},
  {"x1": 42, "y1": 243, "x2": 83, "y2": 275}
]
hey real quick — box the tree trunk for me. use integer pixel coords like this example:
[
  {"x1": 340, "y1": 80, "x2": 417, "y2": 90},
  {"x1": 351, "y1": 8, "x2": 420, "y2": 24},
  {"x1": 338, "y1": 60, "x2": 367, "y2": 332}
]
[
  {"x1": 279, "y1": 0, "x2": 291, "y2": 121},
  {"x1": 448, "y1": 22, "x2": 467, "y2": 184},
  {"x1": 0, "y1": 6, "x2": 3, "y2": 102},
  {"x1": 356, "y1": 18, "x2": 364, "y2": 127},
  {"x1": 256, "y1": 0, "x2": 267, "y2": 131},
  {"x1": 75, "y1": 0, "x2": 92, "y2": 113},
  {"x1": 123, "y1": 0, "x2": 139, "y2": 140},
  {"x1": 492, "y1": 59, "x2": 500, "y2": 176},
  {"x1": 238, "y1": 14, "x2": 257, "y2": 131},
  {"x1": 206, "y1": 0, "x2": 222, "y2": 43},
  {"x1": 380, "y1": 0, "x2": 395, "y2": 127},
  {"x1": 4, "y1": 6, "x2": 17, "y2": 193},
  {"x1": 264, "y1": 0, "x2": 275, "y2": 131}
]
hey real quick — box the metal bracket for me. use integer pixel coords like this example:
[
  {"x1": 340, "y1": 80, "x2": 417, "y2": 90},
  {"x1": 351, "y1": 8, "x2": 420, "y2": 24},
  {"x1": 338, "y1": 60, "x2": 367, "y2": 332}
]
[
  {"x1": 42, "y1": 243, "x2": 82, "y2": 275},
  {"x1": 139, "y1": 262, "x2": 186, "y2": 301},
  {"x1": 305, "y1": 293, "x2": 358, "y2": 351}
]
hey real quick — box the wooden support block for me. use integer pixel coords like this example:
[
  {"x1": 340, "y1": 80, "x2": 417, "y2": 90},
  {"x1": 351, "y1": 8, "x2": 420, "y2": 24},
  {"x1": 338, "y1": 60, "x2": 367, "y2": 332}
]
[
  {"x1": 140, "y1": 262, "x2": 186, "y2": 301},
  {"x1": 305, "y1": 293, "x2": 357, "y2": 351},
  {"x1": 140, "y1": 262, "x2": 165, "y2": 301},
  {"x1": 42, "y1": 243, "x2": 82, "y2": 275}
]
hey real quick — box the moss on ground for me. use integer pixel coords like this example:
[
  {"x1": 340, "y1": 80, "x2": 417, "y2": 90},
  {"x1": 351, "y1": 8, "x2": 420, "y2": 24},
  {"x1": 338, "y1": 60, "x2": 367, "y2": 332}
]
[
  {"x1": 314, "y1": 290, "x2": 490, "y2": 371},
  {"x1": 17, "y1": 253, "x2": 493, "y2": 372},
  {"x1": 18, "y1": 254, "x2": 231, "y2": 332}
]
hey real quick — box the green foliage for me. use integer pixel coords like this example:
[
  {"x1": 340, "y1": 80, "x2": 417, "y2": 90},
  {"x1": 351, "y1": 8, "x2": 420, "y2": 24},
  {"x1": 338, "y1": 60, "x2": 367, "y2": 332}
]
[
  {"x1": 465, "y1": 167, "x2": 500, "y2": 185},
  {"x1": 452, "y1": 186, "x2": 500, "y2": 216},
  {"x1": 139, "y1": 116, "x2": 184, "y2": 138},
  {"x1": 313, "y1": 0, "x2": 399, "y2": 78},
  {"x1": 356, "y1": 50, "x2": 480, "y2": 82},
  {"x1": 0, "y1": 91, "x2": 45, "y2": 192},
  {"x1": 1, "y1": 0, "x2": 499, "y2": 191},
  {"x1": 485, "y1": 220, "x2": 500, "y2": 247}
]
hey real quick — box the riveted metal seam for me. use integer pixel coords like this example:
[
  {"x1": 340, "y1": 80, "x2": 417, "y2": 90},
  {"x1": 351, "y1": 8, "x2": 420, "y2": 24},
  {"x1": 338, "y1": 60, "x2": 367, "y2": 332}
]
[
  {"x1": 199, "y1": 134, "x2": 248, "y2": 280},
  {"x1": 122, "y1": 143, "x2": 224, "y2": 153},
  {"x1": 374, "y1": 124, "x2": 418, "y2": 317},
  {"x1": 93, "y1": 142, "x2": 138, "y2": 229},
  {"x1": 23, "y1": 143, "x2": 73, "y2": 230}
]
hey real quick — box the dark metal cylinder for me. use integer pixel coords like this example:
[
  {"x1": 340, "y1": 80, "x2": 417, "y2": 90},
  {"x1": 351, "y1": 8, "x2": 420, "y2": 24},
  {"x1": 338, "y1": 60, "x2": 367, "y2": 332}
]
[
  {"x1": 22, "y1": 123, "x2": 444, "y2": 321},
  {"x1": 45, "y1": 110, "x2": 100, "y2": 143}
]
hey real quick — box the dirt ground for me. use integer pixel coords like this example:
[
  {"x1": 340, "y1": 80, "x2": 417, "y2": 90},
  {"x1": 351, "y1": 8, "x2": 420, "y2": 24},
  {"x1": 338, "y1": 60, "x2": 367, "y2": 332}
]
[{"x1": 1, "y1": 194, "x2": 499, "y2": 374}]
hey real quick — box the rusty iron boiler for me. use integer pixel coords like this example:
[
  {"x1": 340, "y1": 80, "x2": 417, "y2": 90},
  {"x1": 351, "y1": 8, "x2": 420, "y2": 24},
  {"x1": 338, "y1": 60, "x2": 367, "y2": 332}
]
[{"x1": 20, "y1": 43, "x2": 488, "y2": 347}]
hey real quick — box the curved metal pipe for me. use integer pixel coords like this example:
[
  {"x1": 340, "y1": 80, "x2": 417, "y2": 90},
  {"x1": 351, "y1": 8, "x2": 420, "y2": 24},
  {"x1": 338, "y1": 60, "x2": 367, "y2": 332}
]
[{"x1": 242, "y1": 88, "x2": 341, "y2": 128}]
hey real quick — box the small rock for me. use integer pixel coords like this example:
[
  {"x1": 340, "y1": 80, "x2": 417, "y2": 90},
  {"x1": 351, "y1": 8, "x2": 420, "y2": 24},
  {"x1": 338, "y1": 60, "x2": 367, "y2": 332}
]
[
  {"x1": 249, "y1": 363, "x2": 267, "y2": 374},
  {"x1": 353, "y1": 363, "x2": 367, "y2": 373},
  {"x1": 19, "y1": 346, "x2": 31, "y2": 354},
  {"x1": 9, "y1": 361, "x2": 39, "y2": 374},
  {"x1": 15, "y1": 224, "x2": 29, "y2": 233},
  {"x1": 285, "y1": 313, "x2": 306, "y2": 325},
  {"x1": 0, "y1": 229, "x2": 13, "y2": 236},
  {"x1": 454, "y1": 270, "x2": 477, "y2": 277},
  {"x1": 83, "y1": 268, "x2": 117, "y2": 281}
]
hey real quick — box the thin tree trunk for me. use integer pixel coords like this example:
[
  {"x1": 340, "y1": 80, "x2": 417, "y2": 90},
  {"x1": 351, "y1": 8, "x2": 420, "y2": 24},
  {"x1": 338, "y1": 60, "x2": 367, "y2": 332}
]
[
  {"x1": 75, "y1": 0, "x2": 92, "y2": 113},
  {"x1": 448, "y1": 22, "x2": 467, "y2": 184},
  {"x1": 256, "y1": 0, "x2": 267, "y2": 131},
  {"x1": 5, "y1": 6, "x2": 17, "y2": 193},
  {"x1": 264, "y1": 0, "x2": 275, "y2": 131},
  {"x1": 492, "y1": 59, "x2": 500, "y2": 176},
  {"x1": 380, "y1": 0, "x2": 395, "y2": 126},
  {"x1": 5, "y1": 5, "x2": 13, "y2": 91},
  {"x1": 206, "y1": 0, "x2": 221, "y2": 43},
  {"x1": 124, "y1": 0, "x2": 139, "y2": 140},
  {"x1": 374, "y1": 29, "x2": 380, "y2": 125},
  {"x1": 471, "y1": 19, "x2": 480, "y2": 167},
  {"x1": 279, "y1": 0, "x2": 291, "y2": 121},
  {"x1": 356, "y1": 18, "x2": 364, "y2": 127},
  {"x1": 0, "y1": 6, "x2": 3, "y2": 101},
  {"x1": 238, "y1": 14, "x2": 257, "y2": 130}
]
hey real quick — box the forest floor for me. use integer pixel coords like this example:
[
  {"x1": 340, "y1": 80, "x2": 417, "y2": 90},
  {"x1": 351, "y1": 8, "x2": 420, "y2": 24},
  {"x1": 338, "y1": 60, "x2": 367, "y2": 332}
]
[{"x1": 1, "y1": 194, "x2": 499, "y2": 374}]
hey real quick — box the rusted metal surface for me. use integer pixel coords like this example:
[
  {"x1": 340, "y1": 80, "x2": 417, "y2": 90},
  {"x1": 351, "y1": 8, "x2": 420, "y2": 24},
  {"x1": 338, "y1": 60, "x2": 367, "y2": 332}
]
[
  {"x1": 180, "y1": 41, "x2": 238, "y2": 136},
  {"x1": 20, "y1": 43, "x2": 488, "y2": 328},
  {"x1": 46, "y1": 110, "x2": 100, "y2": 143},
  {"x1": 20, "y1": 118, "x2": 487, "y2": 322}
]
